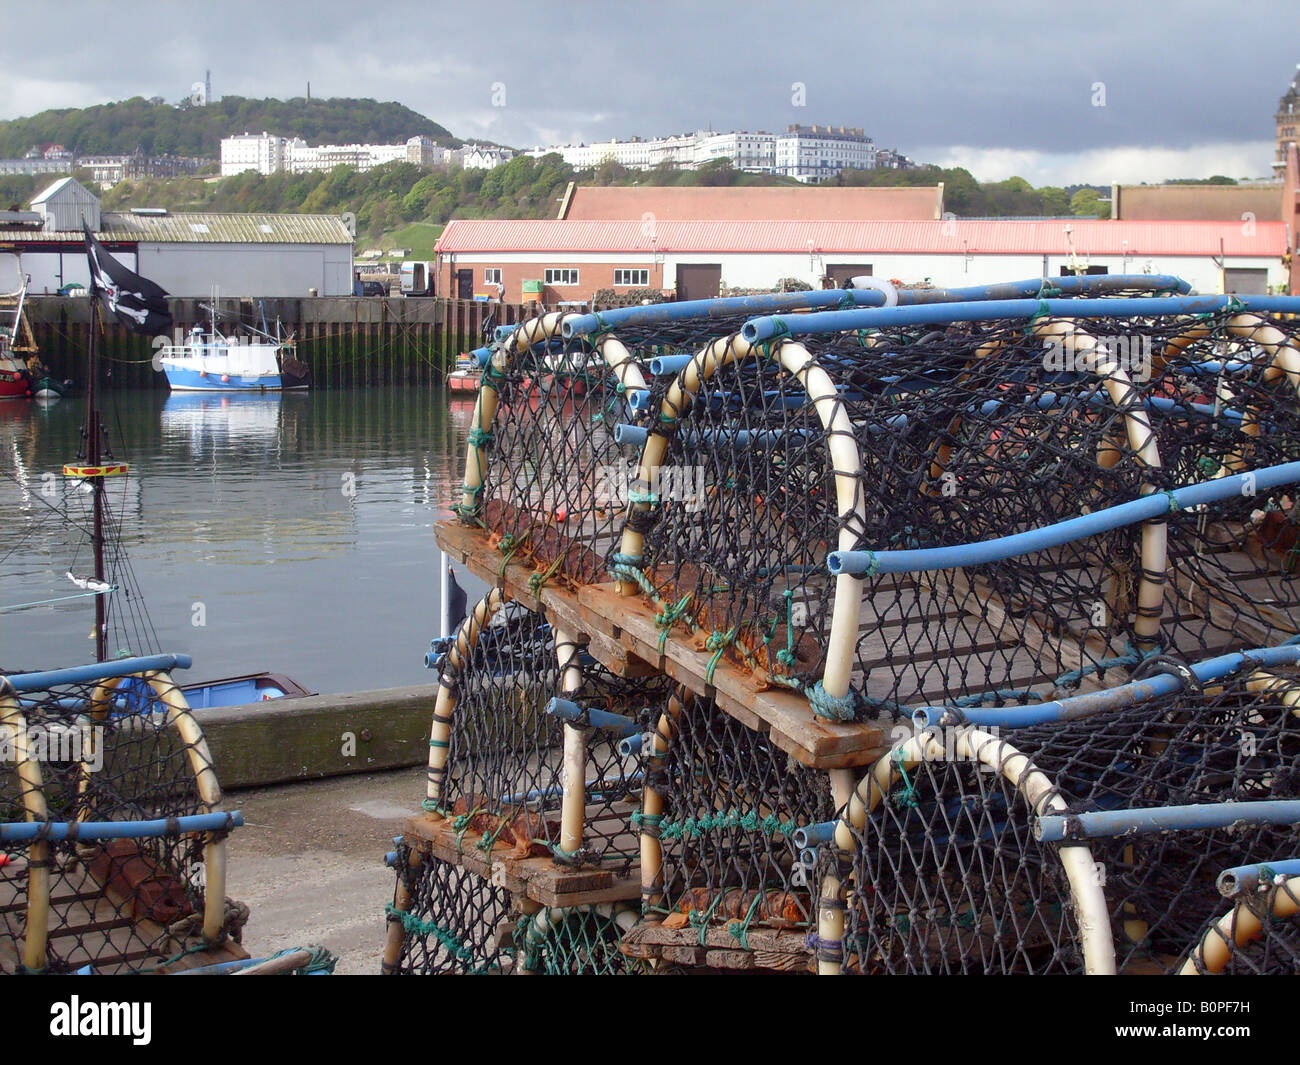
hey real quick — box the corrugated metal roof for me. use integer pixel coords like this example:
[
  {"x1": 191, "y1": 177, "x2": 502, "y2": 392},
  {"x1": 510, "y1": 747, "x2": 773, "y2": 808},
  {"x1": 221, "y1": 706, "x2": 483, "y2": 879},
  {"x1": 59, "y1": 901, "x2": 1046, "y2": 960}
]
[
  {"x1": 563, "y1": 184, "x2": 944, "y2": 221},
  {"x1": 0, "y1": 212, "x2": 353, "y2": 245},
  {"x1": 30, "y1": 176, "x2": 85, "y2": 204},
  {"x1": 435, "y1": 218, "x2": 1287, "y2": 257}
]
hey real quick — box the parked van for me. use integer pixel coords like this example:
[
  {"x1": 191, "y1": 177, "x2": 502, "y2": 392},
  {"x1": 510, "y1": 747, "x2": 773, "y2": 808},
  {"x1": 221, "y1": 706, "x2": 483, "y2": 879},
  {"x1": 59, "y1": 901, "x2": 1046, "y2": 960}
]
[{"x1": 400, "y1": 260, "x2": 435, "y2": 297}]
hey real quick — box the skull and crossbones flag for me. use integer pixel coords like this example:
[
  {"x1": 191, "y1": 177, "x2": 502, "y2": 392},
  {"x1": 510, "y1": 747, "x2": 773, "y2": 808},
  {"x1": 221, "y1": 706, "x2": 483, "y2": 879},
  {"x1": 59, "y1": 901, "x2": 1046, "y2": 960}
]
[{"x1": 83, "y1": 222, "x2": 173, "y2": 335}]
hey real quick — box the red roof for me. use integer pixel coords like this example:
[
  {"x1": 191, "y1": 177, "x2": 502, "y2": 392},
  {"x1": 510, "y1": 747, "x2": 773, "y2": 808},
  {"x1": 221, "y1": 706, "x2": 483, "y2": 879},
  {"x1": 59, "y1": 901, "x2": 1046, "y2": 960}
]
[
  {"x1": 562, "y1": 184, "x2": 943, "y2": 221},
  {"x1": 435, "y1": 218, "x2": 1287, "y2": 257}
]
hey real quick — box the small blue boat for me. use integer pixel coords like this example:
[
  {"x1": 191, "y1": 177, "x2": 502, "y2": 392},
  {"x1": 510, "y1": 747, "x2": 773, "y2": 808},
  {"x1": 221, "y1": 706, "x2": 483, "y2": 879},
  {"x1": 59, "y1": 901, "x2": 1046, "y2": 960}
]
[
  {"x1": 110, "y1": 671, "x2": 314, "y2": 713},
  {"x1": 180, "y1": 671, "x2": 315, "y2": 709}
]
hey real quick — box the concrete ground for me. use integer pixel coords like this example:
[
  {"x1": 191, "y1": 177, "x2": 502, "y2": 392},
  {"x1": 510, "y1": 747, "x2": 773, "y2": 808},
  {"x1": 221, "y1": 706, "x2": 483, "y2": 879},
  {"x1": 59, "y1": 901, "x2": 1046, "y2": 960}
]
[{"x1": 223, "y1": 765, "x2": 427, "y2": 975}]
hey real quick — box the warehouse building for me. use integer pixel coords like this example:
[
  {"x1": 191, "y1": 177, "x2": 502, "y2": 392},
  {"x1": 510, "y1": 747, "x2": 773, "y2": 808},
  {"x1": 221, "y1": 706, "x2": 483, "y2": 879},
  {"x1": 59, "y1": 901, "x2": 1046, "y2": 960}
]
[
  {"x1": 435, "y1": 216, "x2": 1289, "y2": 303},
  {"x1": 0, "y1": 178, "x2": 354, "y2": 296}
]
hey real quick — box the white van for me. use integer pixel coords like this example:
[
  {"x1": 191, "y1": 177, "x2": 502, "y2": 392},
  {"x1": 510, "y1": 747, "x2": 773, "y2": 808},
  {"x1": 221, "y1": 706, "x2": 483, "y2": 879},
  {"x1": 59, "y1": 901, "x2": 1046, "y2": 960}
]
[{"x1": 400, "y1": 260, "x2": 434, "y2": 296}]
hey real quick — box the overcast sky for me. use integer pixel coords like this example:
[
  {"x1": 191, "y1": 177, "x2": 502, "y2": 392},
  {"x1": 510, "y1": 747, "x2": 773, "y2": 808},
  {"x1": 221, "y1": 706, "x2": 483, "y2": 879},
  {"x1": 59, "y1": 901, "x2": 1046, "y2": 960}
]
[{"x1": 1, "y1": 0, "x2": 1295, "y2": 186}]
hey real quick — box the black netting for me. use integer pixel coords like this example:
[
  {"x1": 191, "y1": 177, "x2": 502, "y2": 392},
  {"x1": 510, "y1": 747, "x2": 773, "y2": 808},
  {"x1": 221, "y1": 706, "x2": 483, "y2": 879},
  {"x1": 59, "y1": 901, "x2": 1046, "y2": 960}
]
[
  {"x1": 439, "y1": 601, "x2": 671, "y2": 867},
  {"x1": 837, "y1": 664, "x2": 1300, "y2": 974},
  {"x1": 641, "y1": 693, "x2": 833, "y2": 938},
  {"x1": 385, "y1": 843, "x2": 514, "y2": 975}
]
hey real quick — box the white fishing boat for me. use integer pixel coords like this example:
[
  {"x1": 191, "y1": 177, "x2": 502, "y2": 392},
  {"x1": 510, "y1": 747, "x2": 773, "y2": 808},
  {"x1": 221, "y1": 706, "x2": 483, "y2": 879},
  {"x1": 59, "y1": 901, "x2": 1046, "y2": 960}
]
[{"x1": 156, "y1": 302, "x2": 309, "y2": 392}]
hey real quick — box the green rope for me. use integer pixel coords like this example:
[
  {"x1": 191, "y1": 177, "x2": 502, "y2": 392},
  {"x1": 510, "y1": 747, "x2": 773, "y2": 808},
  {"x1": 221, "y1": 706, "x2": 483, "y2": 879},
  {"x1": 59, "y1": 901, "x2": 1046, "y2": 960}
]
[
  {"x1": 655, "y1": 809, "x2": 792, "y2": 841},
  {"x1": 528, "y1": 554, "x2": 564, "y2": 596},
  {"x1": 1024, "y1": 298, "x2": 1053, "y2": 333},
  {"x1": 384, "y1": 902, "x2": 474, "y2": 961},
  {"x1": 466, "y1": 427, "x2": 493, "y2": 448},
  {"x1": 890, "y1": 748, "x2": 919, "y2": 808},
  {"x1": 705, "y1": 627, "x2": 737, "y2": 684},
  {"x1": 727, "y1": 892, "x2": 766, "y2": 951},
  {"x1": 655, "y1": 593, "x2": 694, "y2": 641},
  {"x1": 757, "y1": 318, "x2": 792, "y2": 360}
]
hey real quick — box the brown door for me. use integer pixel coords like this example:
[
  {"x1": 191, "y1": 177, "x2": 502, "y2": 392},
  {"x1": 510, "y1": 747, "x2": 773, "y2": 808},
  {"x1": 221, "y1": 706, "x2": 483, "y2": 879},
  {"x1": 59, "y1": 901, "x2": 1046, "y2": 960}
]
[
  {"x1": 676, "y1": 263, "x2": 722, "y2": 301},
  {"x1": 827, "y1": 263, "x2": 872, "y2": 286},
  {"x1": 1223, "y1": 268, "x2": 1267, "y2": 294},
  {"x1": 456, "y1": 269, "x2": 474, "y2": 299}
]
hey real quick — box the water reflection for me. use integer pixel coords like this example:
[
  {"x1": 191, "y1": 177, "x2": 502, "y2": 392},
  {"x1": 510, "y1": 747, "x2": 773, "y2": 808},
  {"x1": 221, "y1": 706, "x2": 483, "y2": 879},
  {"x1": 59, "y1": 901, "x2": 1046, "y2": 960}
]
[{"x1": 1, "y1": 386, "x2": 477, "y2": 693}]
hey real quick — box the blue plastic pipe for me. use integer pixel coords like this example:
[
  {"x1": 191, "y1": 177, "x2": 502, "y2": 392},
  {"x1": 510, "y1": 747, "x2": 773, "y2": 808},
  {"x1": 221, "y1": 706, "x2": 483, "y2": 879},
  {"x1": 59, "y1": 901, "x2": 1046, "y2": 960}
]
[
  {"x1": 913, "y1": 642, "x2": 1300, "y2": 729},
  {"x1": 545, "y1": 697, "x2": 642, "y2": 737},
  {"x1": 1035, "y1": 800, "x2": 1300, "y2": 843},
  {"x1": 791, "y1": 820, "x2": 838, "y2": 850},
  {"x1": 649, "y1": 354, "x2": 696, "y2": 376},
  {"x1": 562, "y1": 275, "x2": 1193, "y2": 339},
  {"x1": 0, "y1": 810, "x2": 243, "y2": 843},
  {"x1": 500, "y1": 771, "x2": 643, "y2": 805},
  {"x1": 743, "y1": 295, "x2": 1300, "y2": 345},
  {"x1": 2, "y1": 654, "x2": 194, "y2": 694},
  {"x1": 1217, "y1": 859, "x2": 1300, "y2": 897},
  {"x1": 471, "y1": 345, "x2": 491, "y2": 369},
  {"x1": 830, "y1": 462, "x2": 1300, "y2": 577}
]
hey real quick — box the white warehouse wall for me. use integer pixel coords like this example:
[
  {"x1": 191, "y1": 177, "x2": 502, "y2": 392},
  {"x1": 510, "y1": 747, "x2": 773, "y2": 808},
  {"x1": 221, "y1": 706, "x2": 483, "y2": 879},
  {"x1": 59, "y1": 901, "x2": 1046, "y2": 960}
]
[
  {"x1": 443, "y1": 249, "x2": 1281, "y2": 296},
  {"x1": 19, "y1": 248, "x2": 138, "y2": 295},
  {"x1": 136, "y1": 243, "x2": 354, "y2": 297}
]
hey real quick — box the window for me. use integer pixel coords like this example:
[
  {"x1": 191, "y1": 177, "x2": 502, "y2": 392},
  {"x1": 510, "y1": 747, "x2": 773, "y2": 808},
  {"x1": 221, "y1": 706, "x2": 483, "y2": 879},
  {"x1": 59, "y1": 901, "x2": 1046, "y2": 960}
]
[
  {"x1": 544, "y1": 268, "x2": 579, "y2": 285},
  {"x1": 484, "y1": 268, "x2": 502, "y2": 284},
  {"x1": 614, "y1": 268, "x2": 649, "y2": 286}
]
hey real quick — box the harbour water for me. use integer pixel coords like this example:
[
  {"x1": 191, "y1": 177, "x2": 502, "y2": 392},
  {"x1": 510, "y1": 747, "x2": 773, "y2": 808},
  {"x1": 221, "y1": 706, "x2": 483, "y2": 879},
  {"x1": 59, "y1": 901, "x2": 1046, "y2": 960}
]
[{"x1": 0, "y1": 386, "x2": 486, "y2": 693}]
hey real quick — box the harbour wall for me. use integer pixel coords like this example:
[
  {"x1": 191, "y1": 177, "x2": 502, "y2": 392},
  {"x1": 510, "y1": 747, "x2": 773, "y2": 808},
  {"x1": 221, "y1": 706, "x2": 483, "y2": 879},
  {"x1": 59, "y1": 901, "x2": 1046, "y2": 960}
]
[
  {"x1": 192, "y1": 684, "x2": 437, "y2": 790},
  {"x1": 22, "y1": 296, "x2": 530, "y2": 390}
]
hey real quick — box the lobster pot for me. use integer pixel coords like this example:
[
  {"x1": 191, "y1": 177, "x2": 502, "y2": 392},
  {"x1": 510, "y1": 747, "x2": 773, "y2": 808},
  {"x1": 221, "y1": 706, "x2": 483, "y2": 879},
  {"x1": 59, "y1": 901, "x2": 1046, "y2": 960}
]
[
  {"x1": 385, "y1": 841, "x2": 516, "y2": 975},
  {"x1": 838, "y1": 666, "x2": 1300, "y2": 975},
  {"x1": 469, "y1": 308, "x2": 780, "y2": 587},
  {"x1": 638, "y1": 332, "x2": 1154, "y2": 711},
  {"x1": 1020, "y1": 666, "x2": 1300, "y2": 973},
  {"x1": 839, "y1": 745, "x2": 1084, "y2": 975},
  {"x1": 386, "y1": 841, "x2": 652, "y2": 975},
  {"x1": 639, "y1": 692, "x2": 834, "y2": 965},
  {"x1": 1, "y1": 670, "x2": 239, "y2": 974},
  {"x1": 439, "y1": 602, "x2": 671, "y2": 867}
]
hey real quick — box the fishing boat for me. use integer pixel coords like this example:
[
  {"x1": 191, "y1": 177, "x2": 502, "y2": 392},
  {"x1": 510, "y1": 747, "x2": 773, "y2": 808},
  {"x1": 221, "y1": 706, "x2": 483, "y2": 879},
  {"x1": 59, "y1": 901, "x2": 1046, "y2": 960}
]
[
  {"x1": 447, "y1": 351, "x2": 481, "y2": 392},
  {"x1": 156, "y1": 301, "x2": 309, "y2": 392},
  {"x1": 0, "y1": 254, "x2": 35, "y2": 400}
]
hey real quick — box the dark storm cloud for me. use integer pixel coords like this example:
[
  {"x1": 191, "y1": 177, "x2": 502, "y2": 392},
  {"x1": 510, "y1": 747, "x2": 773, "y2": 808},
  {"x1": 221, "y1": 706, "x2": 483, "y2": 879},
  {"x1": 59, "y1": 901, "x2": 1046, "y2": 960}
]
[{"x1": 0, "y1": 0, "x2": 1293, "y2": 159}]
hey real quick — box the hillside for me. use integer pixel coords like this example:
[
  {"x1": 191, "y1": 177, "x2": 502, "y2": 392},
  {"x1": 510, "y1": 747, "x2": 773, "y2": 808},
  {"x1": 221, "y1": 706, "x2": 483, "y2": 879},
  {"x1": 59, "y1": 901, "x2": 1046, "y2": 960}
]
[{"x1": 0, "y1": 95, "x2": 460, "y2": 158}]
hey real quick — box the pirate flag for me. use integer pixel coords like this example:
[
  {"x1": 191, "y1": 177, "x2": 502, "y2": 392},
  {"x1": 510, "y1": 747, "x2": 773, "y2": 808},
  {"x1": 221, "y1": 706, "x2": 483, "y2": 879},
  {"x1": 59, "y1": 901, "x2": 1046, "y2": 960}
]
[{"x1": 83, "y1": 222, "x2": 173, "y2": 335}]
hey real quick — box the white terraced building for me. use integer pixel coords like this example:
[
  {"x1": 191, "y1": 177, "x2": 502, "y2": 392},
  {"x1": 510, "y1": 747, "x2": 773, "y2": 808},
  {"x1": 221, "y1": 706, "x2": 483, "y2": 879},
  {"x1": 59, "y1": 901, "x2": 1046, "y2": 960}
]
[
  {"x1": 529, "y1": 124, "x2": 893, "y2": 180},
  {"x1": 221, "y1": 133, "x2": 437, "y2": 176}
]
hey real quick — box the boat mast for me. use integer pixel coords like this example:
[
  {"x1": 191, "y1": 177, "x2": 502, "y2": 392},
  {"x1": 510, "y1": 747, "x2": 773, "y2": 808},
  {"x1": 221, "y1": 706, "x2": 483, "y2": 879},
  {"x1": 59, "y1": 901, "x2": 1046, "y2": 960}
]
[{"x1": 85, "y1": 295, "x2": 107, "y2": 663}]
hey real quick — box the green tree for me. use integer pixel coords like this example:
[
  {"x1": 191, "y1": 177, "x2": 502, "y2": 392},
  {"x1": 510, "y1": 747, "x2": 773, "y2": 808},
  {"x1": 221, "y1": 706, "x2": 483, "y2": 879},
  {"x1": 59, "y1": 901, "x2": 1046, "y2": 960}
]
[{"x1": 1070, "y1": 187, "x2": 1111, "y2": 218}]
